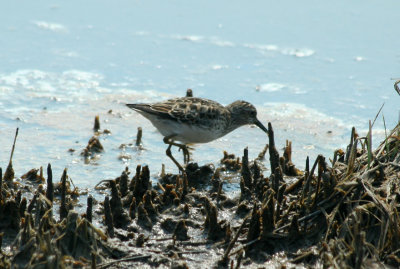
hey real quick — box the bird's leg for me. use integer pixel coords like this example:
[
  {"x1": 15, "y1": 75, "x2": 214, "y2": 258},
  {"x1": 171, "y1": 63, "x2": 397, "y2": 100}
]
[
  {"x1": 163, "y1": 135, "x2": 189, "y2": 172},
  {"x1": 183, "y1": 147, "x2": 189, "y2": 164},
  {"x1": 165, "y1": 143, "x2": 184, "y2": 172},
  {"x1": 179, "y1": 145, "x2": 190, "y2": 164}
]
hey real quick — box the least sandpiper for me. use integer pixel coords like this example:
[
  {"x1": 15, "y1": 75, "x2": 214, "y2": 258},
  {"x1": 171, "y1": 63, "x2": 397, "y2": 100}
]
[{"x1": 126, "y1": 97, "x2": 268, "y2": 171}]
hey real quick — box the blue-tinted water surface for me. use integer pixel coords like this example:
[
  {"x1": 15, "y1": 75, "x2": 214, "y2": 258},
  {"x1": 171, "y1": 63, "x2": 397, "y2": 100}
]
[{"x1": 1, "y1": 0, "x2": 399, "y2": 191}]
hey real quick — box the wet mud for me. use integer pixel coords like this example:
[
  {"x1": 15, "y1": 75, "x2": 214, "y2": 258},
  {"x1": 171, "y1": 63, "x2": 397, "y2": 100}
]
[{"x1": 1, "y1": 115, "x2": 400, "y2": 268}]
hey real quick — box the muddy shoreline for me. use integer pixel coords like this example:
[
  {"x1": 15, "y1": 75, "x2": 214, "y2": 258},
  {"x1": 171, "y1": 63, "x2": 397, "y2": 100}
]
[{"x1": 1, "y1": 116, "x2": 400, "y2": 268}]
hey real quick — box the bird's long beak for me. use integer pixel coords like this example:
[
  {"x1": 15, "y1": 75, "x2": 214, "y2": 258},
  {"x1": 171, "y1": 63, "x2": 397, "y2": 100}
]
[{"x1": 255, "y1": 119, "x2": 269, "y2": 134}]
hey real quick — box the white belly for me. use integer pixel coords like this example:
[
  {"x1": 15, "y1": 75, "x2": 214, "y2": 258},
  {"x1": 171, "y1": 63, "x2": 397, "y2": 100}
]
[
  {"x1": 141, "y1": 113, "x2": 222, "y2": 144},
  {"x1": 155, "y1": 119, "x2": 221, "y2": 143}
]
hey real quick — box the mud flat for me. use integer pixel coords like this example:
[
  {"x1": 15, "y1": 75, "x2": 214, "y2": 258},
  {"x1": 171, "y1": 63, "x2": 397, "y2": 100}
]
[{"x1": 1, "y1": 117, "x2": 400, "y2": 268}]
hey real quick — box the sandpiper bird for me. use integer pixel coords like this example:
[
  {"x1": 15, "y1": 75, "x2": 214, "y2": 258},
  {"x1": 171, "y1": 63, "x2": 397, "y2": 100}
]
[{"x1": 126, "y1": 97, "x2": 268, "y2": 172}]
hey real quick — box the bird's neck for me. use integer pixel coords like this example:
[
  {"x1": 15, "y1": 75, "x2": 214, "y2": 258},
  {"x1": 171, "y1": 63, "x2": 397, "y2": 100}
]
[{"x1": 226, "y1": 111, "x2": 243, "y2": 134}]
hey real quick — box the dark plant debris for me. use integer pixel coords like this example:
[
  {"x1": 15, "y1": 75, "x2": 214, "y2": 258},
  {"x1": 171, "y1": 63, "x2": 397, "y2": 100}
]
[{"x1": 1, "y1": 120, "x2": 400, "y2": 268}]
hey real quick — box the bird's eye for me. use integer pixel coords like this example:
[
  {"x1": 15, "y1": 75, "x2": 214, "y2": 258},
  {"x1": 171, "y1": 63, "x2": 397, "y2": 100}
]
[{"x1": 250, "y1": 111, "x2": 256, "y2": 117}]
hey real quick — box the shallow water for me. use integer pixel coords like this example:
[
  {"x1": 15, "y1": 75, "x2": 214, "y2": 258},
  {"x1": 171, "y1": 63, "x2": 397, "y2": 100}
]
[{"x1": 1, "y1": 0, "x2": 399, "y2": 194}]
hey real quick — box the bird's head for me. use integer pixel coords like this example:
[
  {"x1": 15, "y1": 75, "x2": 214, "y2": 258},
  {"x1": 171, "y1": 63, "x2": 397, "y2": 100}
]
[{"x1": 227, "y1": 100, "x2": 268, "y2": 134}]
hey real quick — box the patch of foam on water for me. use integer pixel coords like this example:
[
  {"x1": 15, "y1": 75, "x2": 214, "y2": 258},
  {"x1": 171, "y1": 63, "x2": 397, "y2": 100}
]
[
  {"x1": 169, "y1": 34, "x2": 314, "y2": 60},
  {"x1": 62, "y1": 70, "x2": 104, "y2": 83},
  {"x1": 169, "y1": 33, "x2": 314, "y2": 60},
  {"x1": 244, "y1": 43, "x2": 314, "y2": 58},
  {"x1": 281, "y1": 48, "x2": 315, "y2": 57},
  {"x1": 291, "y1": 87, "x2": 307, "y2": 94},
  {"x1": 256, "y1": 83, "x2": 285, "y2": 92},
  {"x1": 244, "y1": 43, "x2": 279, "y2": 51},
  {"x1": 0, "y1": 69, "x2": 110, "y2": 121},
  {"x1": 172, "y1": 34, "x2": 204, "y2": 42},
  {"x1": 211, "y1": 65, "x2": 229, "y2": 70},
  {"x1": 0, "y1": 69, "x2": 104, "y2": 99},
  {"x1": 32, "y1": 21, "x2": 68, "y2": 33},
  {"x1": 256, "y1": 83, "x2": 307, "y2": 94},
  {"x1": 209, "y1": 37, "x2": 235, "y2": 47},
  {"x1": 172, "y1": 34, "x2": 235, "y2": 48},
  {"x1": 0, "y1": 69, "x2": 47, "y2": 87}
]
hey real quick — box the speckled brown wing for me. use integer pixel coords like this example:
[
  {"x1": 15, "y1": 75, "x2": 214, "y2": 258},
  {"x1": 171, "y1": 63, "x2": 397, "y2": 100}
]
[
  {"x1": 127, "y1": 97, "x2": 230, "y2": 130},
  {"x1": 126, "y1": 102, "x2": 176, "y2": 121},
  {"x1": 167, "y1": 98, "x2": 231, "y2": 131}
]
